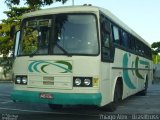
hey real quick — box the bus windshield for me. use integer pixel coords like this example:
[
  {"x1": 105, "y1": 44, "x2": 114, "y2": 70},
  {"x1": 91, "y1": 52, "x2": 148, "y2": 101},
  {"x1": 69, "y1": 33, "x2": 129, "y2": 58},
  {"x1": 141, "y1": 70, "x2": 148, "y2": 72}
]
[{"x1": 18, "y1": 14, "x2": 99, "y2": 56}]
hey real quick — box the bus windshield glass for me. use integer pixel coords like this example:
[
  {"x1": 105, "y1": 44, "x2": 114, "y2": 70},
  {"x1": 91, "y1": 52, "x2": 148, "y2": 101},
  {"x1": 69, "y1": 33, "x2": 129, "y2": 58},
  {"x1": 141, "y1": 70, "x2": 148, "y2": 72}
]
[{"x1": 18, "y1": 14, "x2": 99, "y2": 56}]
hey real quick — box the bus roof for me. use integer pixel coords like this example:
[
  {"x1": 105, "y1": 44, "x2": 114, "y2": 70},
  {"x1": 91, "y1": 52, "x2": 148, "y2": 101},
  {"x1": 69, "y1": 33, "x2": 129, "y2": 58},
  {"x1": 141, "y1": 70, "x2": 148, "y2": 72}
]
[{"x1": 22, "y1": 5, "x2": 150, "y2": 47}]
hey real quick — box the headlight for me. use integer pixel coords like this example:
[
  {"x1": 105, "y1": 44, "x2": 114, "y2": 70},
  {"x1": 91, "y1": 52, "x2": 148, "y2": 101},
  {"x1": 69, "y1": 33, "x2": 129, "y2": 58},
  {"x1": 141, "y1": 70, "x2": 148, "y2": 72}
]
[
  {"x1": 75, "y1": 78, "x2": 82, "y2": 86},
  {"x1": 22, "y1": 76, "x2": 27, "y2": 84},
  {"x1": 73, "y1": 77, "x2": 92, "y2": 87},
  {"x1": 15, "y1": 75, "x2": 28, "y2": 85},
  {"x1": 84, "y1": 78, "x2": 91, "y2": 86},
  {"x1": 16, "y1": 77, "x2": 21, "y2": 84}
]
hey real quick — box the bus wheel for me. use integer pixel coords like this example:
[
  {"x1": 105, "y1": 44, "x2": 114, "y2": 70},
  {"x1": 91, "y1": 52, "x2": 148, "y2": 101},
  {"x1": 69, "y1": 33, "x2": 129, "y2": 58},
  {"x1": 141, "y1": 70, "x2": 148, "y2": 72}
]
[
  {"x1": 48, "y1": 104, "x2": 63, "y2": 110},
  {"x1": 102, "y1": 82, "x2": 121, "y2": 112}
]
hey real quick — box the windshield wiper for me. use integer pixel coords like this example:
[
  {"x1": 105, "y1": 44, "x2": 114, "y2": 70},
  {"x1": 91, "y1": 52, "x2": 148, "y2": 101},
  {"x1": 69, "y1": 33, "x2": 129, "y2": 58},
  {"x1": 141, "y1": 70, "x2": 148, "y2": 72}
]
[{"x1": 56, "y1": 43, "x2": 72, "y2": 57}]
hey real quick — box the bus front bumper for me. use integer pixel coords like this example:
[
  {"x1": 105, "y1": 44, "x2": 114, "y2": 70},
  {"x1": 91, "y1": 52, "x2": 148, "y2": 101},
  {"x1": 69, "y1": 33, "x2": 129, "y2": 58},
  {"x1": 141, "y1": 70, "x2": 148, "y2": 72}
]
[{"x1": 11, "y1": 90, "x2": 102, "y2": 106}]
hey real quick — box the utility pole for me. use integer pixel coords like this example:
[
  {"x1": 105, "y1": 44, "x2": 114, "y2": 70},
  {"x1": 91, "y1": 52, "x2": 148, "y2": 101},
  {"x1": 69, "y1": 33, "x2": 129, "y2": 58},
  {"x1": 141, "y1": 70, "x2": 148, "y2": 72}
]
[{"x1": 72, "y1": 0, "x2": 74, "y2": 6}]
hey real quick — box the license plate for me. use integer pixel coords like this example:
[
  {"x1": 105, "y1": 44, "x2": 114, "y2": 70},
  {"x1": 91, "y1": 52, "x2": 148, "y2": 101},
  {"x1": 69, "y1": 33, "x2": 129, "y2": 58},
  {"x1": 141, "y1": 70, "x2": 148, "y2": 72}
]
[{"x1": 40, "y1": 93, "x2": 53, "y2": 99}]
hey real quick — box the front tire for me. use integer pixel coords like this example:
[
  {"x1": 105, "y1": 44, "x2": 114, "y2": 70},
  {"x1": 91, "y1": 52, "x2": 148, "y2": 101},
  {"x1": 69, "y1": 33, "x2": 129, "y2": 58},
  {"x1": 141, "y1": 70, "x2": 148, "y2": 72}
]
[{"x1": 102, "y1": 82, "x2": 122, "y2": 112}]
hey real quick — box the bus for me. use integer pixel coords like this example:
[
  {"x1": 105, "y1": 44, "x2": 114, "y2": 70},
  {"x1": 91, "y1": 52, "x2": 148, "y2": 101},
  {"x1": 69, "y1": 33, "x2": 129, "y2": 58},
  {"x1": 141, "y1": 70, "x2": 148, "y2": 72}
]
[{"x1": 11, "y1": 5, "x2": 153, "y2": 111}]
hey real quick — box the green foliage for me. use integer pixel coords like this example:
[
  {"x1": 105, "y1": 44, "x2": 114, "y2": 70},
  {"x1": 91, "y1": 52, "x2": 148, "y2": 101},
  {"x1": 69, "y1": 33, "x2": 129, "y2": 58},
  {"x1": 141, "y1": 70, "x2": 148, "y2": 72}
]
[
  {"x1": 22, "y1": 27, "x2": 38, "y2": 54},
  {"x1": 151, "y1": 42, "x2": 160, "y2": 64},
  {"x1": 5, "y1": 0, "x2": 68, "y2": 7},
  {"x1": 151, "y1": 42, "x2": 160, "y2": 55},
  {"x1": 0, "y1": 23, "x2": 13, "y2": 56},
  {"x1": 0, "y1": 7, "x2": 33, "y2": 56},
  {"x1": 0, "y1": 6, "x2": 38, "y2": 76},
  {"x1": 0, "y1": 57, "x2": 13, "y2": 77},
  {"x1": 152, "y1": 55, "x2": 160, "y2": 64}
]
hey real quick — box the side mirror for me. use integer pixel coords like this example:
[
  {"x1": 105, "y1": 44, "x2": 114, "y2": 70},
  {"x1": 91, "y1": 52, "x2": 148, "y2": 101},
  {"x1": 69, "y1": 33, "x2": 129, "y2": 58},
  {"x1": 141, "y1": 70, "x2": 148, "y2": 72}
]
[{"x1": 13, "y1": 30, "x2": 20, "y2": 57}]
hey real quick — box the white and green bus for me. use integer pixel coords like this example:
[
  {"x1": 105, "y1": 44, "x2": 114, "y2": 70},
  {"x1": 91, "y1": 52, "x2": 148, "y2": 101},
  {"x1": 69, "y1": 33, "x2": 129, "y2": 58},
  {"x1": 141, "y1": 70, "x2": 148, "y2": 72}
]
[{"x1": 11, "y1": 5, "x2": 153, "y2": 111}]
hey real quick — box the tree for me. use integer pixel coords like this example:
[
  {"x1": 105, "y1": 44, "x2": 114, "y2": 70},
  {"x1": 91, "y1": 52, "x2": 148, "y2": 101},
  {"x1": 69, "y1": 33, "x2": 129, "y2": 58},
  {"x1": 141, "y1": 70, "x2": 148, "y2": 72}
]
[
  {"x1": 5, "y1": 0, "x2": 68, "y2": 8},
  {"x1": 151, "y1": 42, "x2": 160, "y2": 55},
  {"x1": 0, "y1": 6, "x2": 37, "y2": 76},
  {"x1": 0, "y1": 6, "x2": 36, "y2": 55},
  {"x1": 151, "y1": 42, "x2": 160, "y2": 64}
]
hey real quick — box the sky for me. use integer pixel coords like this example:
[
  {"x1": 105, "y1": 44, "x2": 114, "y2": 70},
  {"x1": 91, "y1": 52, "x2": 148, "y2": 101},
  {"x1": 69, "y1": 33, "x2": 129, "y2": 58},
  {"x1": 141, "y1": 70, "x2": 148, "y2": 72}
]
[{"x1": 0, "y1": 0, "x2": 160, "y2": 45}]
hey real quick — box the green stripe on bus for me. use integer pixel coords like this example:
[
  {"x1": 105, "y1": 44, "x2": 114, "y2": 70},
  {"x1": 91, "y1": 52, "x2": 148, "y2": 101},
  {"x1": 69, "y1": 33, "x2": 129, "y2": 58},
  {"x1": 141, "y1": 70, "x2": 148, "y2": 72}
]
[
  {"x1": 123, "y1": 53, "x2": 136, "y2": 89},
  {"x1": 11, "y1": 90, "x2": 101, "y2": 106},
  {"x1": 135, "y1": 57, "x2": 144, "y2": 79},
  {"x1": 28, "y1": 60, "x2": 72, "y2": 74}
]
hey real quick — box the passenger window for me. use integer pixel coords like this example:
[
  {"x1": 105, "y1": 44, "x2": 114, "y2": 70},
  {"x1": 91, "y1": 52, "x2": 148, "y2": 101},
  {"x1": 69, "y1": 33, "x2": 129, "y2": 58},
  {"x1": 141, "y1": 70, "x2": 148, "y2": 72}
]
[
  {"x1": 112, "y1": 26, "x2": 120, "y2": 44},
  {"x1": 101, "y1": 31, "x2": 110, "y2": 58},
  {"x1": 101, "y1": 22, "x2": 110, "y2": 48},
  {"x1": 100, "y1": 15, "x2": 112, "y2": 62},
  {"x1": 130, "y1": 36, "x2": 135, "y2": 51},
  {"x1": 121, "y1": 31, "x2": 128, "y2": 47},
  {"x1": 103, "y1": 34, "x2": 110, "y2": 48}
]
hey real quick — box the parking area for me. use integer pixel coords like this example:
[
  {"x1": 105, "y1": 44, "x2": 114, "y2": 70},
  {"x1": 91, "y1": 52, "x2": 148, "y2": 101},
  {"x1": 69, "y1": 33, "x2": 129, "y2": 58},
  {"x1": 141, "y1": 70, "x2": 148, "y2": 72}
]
[{"x1": 0, "y1": 82, "x2": 160, "y2": 120}]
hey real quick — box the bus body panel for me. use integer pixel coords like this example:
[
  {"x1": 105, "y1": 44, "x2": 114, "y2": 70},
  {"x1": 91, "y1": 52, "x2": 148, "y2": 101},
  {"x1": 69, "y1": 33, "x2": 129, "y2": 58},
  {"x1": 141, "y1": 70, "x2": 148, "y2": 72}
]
[
  {"x1": 12, "y1": 56, "x2": 102, "y2": 106},
  {"x1": 99, "y1": 47, "x2": 153, "y2": 106},
  {"x1": 110, "y1": 48, "x2": 152, "y2": 100}
]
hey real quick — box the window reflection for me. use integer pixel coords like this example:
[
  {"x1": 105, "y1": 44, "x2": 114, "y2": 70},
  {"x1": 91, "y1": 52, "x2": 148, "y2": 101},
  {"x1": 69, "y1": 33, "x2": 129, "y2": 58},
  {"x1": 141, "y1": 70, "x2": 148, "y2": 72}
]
[{"x1": 53, "y1": 14, "x2": 99, "y2": 55}]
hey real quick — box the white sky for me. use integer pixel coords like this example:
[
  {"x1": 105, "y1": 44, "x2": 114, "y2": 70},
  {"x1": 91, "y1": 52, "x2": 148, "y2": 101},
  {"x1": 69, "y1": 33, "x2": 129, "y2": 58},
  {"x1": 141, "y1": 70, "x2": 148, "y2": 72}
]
[{"x1": 0, "y1": 0, "x2": 160, "y2": 45}]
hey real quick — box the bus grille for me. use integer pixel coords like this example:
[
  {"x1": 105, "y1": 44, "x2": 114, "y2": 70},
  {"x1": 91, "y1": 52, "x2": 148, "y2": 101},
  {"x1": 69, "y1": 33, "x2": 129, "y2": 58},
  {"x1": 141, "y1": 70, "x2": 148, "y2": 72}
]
[{"x1": 27, "y1": 75, "x2": 72, "y2": 89}]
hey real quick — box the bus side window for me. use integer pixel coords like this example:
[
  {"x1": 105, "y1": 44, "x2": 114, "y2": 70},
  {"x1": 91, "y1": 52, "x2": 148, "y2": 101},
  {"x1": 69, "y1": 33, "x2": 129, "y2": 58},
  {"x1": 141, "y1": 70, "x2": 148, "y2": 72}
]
[
  {"x1": 140, "y1": 42, "x2": 144, "y2": 55},
  {"x1": 144, "y1": 45, "x2": 151, "y2": 59},
  {"x1": 137, "y1": 40, "x2": 141, "y2": 53},
  {"x1": 100, "y1": 15, "x2": 111, "y2": 62},
  {"x1": 121, "y1": 30, "x2": 129, "y2": 48},
  {"x1": 130, "y1": 36, "x2": 135, "y2": 51},
  {"x1": 135, "y1": 39, "x2": 139, "y2": 52},
  {"x1": 112, "y1": 25, "x2": 120, "y2": 45}
]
